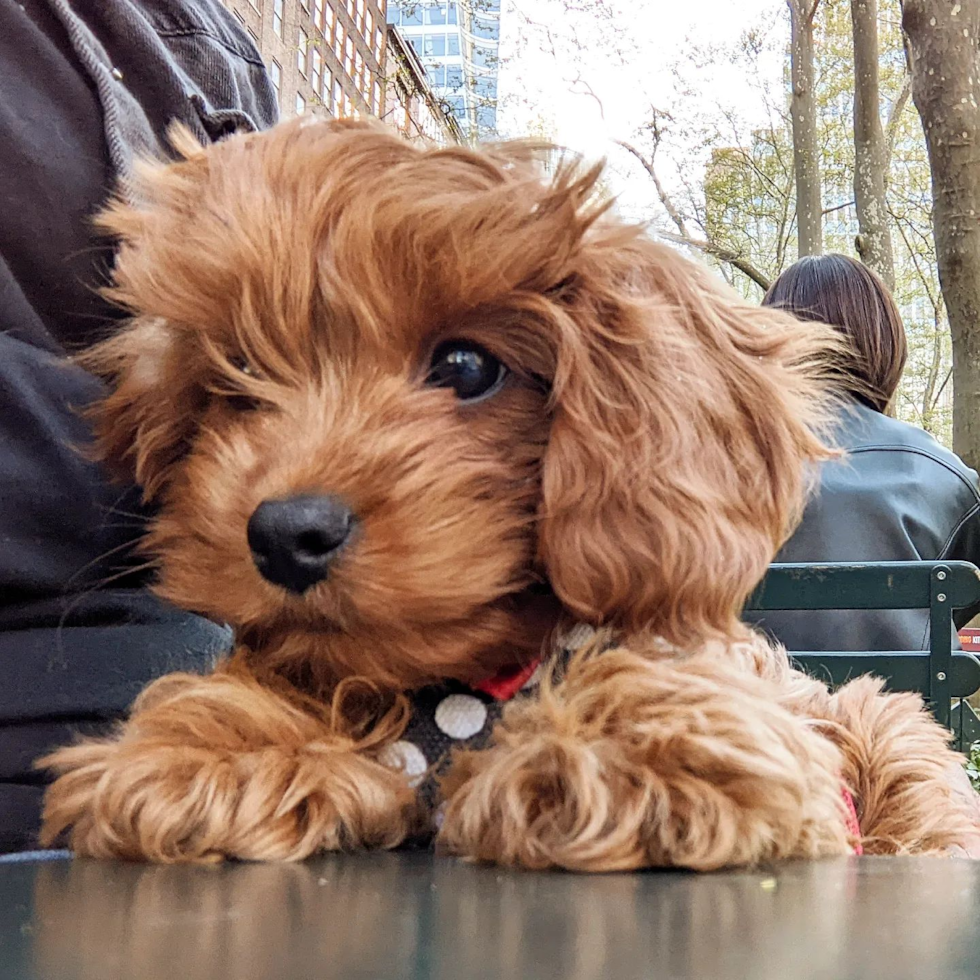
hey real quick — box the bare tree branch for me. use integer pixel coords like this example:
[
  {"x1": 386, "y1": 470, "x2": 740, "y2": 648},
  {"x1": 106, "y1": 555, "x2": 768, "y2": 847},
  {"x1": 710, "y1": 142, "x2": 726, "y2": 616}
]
[
  {"x1": 884, "y1": 74, "x2": 912, "y2": 174},
  {"x1": 614, "y1": 136, "x2": 772, "y2": 290},
  {"x1": 657, "y1": 231, "x2": 773, "y2": 291},
  {"x1": 614, "y1": 137, "x2": 691, "y2": 238},
  {"x1": 568, "y1": 77, "x2": 606, "y2": 120}
]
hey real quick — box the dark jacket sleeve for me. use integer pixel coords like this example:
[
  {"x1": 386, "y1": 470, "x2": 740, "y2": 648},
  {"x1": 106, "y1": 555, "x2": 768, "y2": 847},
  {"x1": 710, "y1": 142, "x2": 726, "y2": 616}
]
[
  {"x1": 940, "y1": 500, "x2": 980, "y2": 628},
  {"x1": 744, "y1": 404, "x2": 980, "y2": 653},
  {"x1": 0, "y1": 0, "x2": 269, "y2": 853}
]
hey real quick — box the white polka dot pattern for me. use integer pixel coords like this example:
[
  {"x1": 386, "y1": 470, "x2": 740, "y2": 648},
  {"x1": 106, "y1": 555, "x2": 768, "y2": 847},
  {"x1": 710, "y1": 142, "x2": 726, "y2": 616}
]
[
  {"x1": 378, "y1": 740, "x2": 429, "y2": 786},
  {"x1": 559, "y1": 623, "x2": 597, "y2": 651},
  {"x1": 434, "y1": 694, "x2": 488, "y2": 740}
]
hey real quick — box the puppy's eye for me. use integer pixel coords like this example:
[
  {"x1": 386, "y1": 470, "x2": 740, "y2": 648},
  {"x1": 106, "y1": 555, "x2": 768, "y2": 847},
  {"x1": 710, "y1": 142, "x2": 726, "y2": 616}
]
[
  {"x1": 229, "y1": 355, "x2": 257, "y2": 377},
  {"x1": 220, "y1": 355, "x2": 262, "y2": 411},
  {"x1": 428, "y1": 341, "x2": 507, "y2": 402}
]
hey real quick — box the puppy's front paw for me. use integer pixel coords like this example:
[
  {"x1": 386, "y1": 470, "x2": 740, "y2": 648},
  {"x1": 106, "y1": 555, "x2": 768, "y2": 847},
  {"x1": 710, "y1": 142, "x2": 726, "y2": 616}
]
[
  {"x1": 39, "y1": 671, "x2": 420, "y2": 863},
  {"x1": 439, "y1": 648, "x2": 853, "y2": 871},
  {"x1": 41, "y1": 735, "x2": 419, "y2": 863}
]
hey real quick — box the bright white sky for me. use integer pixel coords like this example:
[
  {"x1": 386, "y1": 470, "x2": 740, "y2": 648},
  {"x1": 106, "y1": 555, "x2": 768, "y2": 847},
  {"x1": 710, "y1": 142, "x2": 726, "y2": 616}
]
[{"x1": 497, "y1": 0, "x2": 787, "y2": 223}]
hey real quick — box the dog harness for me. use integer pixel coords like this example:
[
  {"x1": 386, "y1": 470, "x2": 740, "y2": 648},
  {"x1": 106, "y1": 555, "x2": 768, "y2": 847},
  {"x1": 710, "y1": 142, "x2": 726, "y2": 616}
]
[
  {"x1": 388, "y1": 625, "x2": 864, "y2": 855},
  {"x1": 382, "y1": 647, "x2": 556, "y2": 808}
]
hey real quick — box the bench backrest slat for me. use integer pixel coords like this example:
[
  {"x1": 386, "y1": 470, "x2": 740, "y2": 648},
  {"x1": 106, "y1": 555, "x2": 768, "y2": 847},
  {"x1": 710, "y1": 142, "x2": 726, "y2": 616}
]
[
  {"x1": 790, "y1": 652, "x2": 980, "y2": 700},
  {"x1": 745, "y1": 561, "x2": 980, "y2": 730},
  {"x1": 747, "y1": 561, "x2": 980, "y2": 611}
]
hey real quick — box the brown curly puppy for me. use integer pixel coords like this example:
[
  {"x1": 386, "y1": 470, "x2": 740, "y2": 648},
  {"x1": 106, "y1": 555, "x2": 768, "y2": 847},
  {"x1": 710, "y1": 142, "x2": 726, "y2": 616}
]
[{"x1": 39, "y1": 118, "x2": 980, "y2": 867}]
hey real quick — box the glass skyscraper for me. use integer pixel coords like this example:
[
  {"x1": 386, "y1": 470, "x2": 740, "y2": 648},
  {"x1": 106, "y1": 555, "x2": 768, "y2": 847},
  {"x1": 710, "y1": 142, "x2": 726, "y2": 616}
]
[{"x1": 386, "y1": 1, "x2": 500, "y2": 139}]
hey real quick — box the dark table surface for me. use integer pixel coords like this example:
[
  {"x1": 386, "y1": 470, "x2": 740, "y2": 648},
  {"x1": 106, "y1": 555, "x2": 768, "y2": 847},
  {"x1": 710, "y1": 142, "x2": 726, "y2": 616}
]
[{"x1": 1, "y1": 852, "x2": 978, "y2": 980}]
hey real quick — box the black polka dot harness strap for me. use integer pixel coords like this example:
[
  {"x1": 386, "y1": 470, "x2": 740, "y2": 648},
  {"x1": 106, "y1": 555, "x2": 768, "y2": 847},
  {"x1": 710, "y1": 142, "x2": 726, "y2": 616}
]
[{"x1": 386, "y1": 624, "x2": 597, "y2": 811}]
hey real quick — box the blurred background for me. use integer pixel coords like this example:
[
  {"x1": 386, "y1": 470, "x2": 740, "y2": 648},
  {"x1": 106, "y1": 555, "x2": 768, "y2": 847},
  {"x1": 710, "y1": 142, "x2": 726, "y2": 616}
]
[{"x1": 221, "y1": 0, "x2": 972, "y2": 460}]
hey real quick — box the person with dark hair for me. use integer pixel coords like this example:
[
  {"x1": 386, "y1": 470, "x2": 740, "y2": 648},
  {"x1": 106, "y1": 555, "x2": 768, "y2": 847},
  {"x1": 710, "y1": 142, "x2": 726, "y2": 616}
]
[
  {"x1": 745, "y1": 253, "x2": 980, "y2": 653},
  {"x1": 762, "y1": 253, "x2": 907, "y2": 414},
  {"x1": 0, "y1": 0, "x2": 277, "y2": 855}
]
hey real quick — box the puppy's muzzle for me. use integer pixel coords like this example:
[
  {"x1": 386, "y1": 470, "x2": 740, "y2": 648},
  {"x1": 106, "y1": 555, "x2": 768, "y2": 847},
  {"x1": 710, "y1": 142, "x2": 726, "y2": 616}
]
[{"x1": 247, "y1": 495, "x2": 356, "y2": 594}]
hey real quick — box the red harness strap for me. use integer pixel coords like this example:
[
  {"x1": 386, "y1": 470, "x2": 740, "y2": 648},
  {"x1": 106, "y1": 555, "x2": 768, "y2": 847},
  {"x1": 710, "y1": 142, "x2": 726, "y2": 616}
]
[
  {"x1": 842, "y1": 785, "x2": 863, "y2": 855},
  {"x1": 473, "y1": 659, "x2": 541, "y2": 702}
]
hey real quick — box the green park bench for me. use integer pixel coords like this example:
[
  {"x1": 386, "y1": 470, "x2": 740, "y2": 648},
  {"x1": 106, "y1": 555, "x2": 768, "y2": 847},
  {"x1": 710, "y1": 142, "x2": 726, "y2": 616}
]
[{"x1": 745, "y1": 560, "x2": 980, "y2": 750}]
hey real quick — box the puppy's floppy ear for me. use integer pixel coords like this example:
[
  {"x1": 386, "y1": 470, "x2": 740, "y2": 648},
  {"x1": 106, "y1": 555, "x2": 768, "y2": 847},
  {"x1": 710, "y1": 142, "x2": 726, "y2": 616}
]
[
  {"x1": 538, "y1": 238, "x2": 841, "y2": 645},
  {"x1": 78, "y1": 318, "x2": 207, "y2": 501},
  {"x1": 78, "y1": 129, "x2": 212, "y2": 500}
]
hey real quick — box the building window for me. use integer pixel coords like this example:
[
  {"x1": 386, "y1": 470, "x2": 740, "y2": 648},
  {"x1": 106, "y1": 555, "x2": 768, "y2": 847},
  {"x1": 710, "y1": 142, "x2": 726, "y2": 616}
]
[
  {"x1": 375, "y1": 26, "x2": 383, "y2": 58},
  {"x1": 424, "y1": 34, "x2": 446, "y2": 57},
  {"x1": 447, "y1": 34, "x2": 460, "y2": 56},
  {"x1": 334, "y1": 25, "x2": 344, "y2": 60},
  {"x1": 356, "y1": 0, "x2": 365, "y2": 27},
  {"x1": 296, "y1": 92, "x2": 307, "y2": 114},
  {"x1": 344, "y1": 92, "x2": 352, "y2": 117},
  {"x1": 326, "y1": 5, "x2": 337, "y2": 41},
  {"x1": 311, "y1": 47, "x2": 322, "y2": 96},
  {"x1": 345, "y1": 36, "x2": 354, "y2": 74},
  {"x1": 248, "y1": 0, "x2": 261, "y2": 10},
  {"x1": 269, "y1": 59, "x2": 282, "y2": 106},
  {"x1": 313, "y1": 0, "x2": 323, "y2": 28},
  {"x1": 365, "y1": 9, "x2": 373, "y2": 37},
  {"x1": 273, "y1": 0, "x2": 283, "y2": 37},
  {"x1": 472, "y1": 44, "x2": 494, "y2": 69},
  {"x1": 425, "y1": 4, "x2": 446, "y2": 25},
  {"x1": 373, "y1": 80, "x2": 381, "y2": 113},
  {"x1": 402, "y1": 5, "x2": 422, "y2": 26},
  {"x1": 323, "y1": 68, "x2": 333, "y2": 106},
  {"x1": 298, "y1": 29, "x2": 309, "y2": 74},
  {"x1": 332, "y1": 78, "x2": 343, "y2": 115},
  {"x1": 448, "y1": 2, "x2": 458, "y2": 25}
]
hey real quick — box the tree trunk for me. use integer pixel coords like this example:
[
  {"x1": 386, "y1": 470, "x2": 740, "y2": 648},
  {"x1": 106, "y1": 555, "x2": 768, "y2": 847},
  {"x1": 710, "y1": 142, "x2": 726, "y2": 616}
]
[
  {"x1": 788, "y1": 0, "x2": 823, "y2": 257},
  {"x1": 903, "y1": 0, "x2": 980, "y2": 471},
  {"x1": 851, "y1": 0, "x2": 896, "y2": 289},
  {"x1": 921, "y1": 319, "x2": 944, "y2": 429}
]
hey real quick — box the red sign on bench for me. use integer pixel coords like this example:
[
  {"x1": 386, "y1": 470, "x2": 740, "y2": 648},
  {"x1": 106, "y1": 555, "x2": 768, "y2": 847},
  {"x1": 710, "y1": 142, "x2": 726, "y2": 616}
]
[{"x1": 959, "y1": 628, "x2": 980, "y2": 649}]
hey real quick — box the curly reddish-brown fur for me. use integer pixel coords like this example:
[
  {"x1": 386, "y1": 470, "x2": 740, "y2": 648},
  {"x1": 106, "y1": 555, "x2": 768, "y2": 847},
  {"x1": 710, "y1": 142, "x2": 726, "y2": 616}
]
[
  {"x1": 42, "y1": 667, "x2": 420, "y2": 862},
  {"x1": 38, "y1": 118, "x2": 980, "y2": 866},
  {"x1": 439, "y1": 642, "x2": 852, "y2": 871},
  {"x1": 440, "y1": 634, "x2": 980, "y2": 869}
]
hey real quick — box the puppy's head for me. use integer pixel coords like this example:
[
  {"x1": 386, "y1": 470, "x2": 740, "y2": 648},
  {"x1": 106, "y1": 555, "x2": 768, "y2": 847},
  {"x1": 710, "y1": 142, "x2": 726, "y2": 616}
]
[{"x1": 87, "y1": 119, "x2": 838, "y2": 689}]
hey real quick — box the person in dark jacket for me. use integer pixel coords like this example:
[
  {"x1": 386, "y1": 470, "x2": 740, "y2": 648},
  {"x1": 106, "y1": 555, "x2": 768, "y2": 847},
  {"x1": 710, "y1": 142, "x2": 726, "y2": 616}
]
[
  {"x1": 0, "y1": 0, "x2": 278, "y2": 854},
  {"x1": 745, "y1": 253, "x2": 980, "y2": 652}
]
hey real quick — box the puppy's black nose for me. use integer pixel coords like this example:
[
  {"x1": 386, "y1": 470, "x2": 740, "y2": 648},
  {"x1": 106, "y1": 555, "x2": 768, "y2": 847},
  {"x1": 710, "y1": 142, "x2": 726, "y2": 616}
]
[{"x1": 247, "y1": 495, "x2": 355, "y2": 594}]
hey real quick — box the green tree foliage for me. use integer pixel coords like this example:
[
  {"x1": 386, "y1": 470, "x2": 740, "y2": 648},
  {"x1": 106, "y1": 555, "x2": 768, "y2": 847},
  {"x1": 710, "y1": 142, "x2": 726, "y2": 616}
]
[
  {"x1": 505, "y1": 0, "x2": 952, "y2": 442},
  {"x1": 656, "y1": 0, "x2": 951, "y2": 441}
]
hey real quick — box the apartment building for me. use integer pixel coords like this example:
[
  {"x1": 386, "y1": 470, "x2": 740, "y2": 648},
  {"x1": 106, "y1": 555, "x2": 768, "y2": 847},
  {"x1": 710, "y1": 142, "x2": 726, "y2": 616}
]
[{"x1": 223, "y1": 0, "x2": 386, "y2": 119}]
